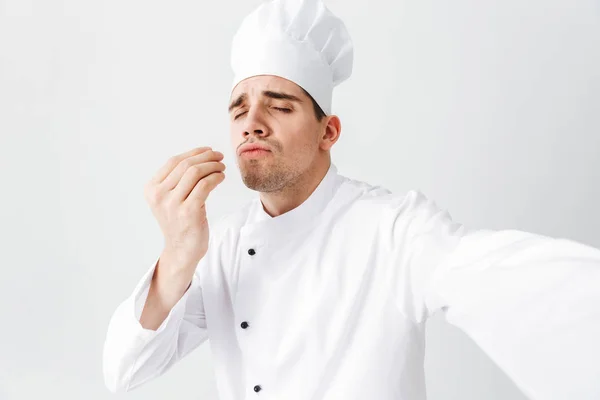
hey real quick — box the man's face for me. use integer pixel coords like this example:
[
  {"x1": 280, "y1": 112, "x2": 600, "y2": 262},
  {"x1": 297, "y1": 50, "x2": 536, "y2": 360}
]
[{"x1": 229, "y1": 75, "x2": 324, "y2": 192}]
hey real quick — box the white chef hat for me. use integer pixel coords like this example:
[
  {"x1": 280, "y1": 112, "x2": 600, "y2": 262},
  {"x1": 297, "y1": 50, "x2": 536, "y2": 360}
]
[{"x1": 230, "y1": 0, "x2": 353, "y2": 115}]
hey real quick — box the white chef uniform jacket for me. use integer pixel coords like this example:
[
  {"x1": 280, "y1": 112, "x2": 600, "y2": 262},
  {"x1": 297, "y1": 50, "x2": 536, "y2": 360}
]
[{"x1": 103, "y1": 162, "x2": 600, "y2": 399}]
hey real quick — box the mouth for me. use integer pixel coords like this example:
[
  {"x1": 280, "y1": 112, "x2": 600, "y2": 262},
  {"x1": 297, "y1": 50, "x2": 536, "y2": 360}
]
[{"x1": 240, "y1": 149, "x2": 271, "y2": 157}]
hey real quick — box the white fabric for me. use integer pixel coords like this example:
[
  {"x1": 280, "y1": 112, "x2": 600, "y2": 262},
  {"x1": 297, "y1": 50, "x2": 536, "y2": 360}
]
[
  {"x1": 103, "y1": 163, "x2": 600, "y2": 399},
  {"x1": 230, "y1": 0, "x2": 353, "y2": 115}
]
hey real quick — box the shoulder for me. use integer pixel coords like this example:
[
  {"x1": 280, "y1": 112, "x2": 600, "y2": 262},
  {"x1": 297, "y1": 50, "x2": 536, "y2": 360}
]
[
  {"x1": 337, "y1": 175, "x2": 458, "y2": 239},
  {"x1": 337, "y1": 174, "x2": 435, "y2": 219}
]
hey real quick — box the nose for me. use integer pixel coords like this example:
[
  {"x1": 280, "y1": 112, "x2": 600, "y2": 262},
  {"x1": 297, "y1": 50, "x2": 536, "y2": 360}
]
[
  {"x1": 241, "y1": 108, "x2": 269, "y2": 139},
  {"x1": 245, "y1": 128, "x2": 264, "y2": 137}
]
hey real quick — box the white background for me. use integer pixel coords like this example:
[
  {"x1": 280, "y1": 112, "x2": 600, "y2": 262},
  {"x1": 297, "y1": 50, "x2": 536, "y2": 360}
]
[{"x1": 1, "y1": 0, "x2": 599, "y2": 398}]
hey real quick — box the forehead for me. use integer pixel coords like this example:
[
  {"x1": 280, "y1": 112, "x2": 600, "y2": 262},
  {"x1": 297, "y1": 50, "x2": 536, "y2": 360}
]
[{"x1": 230, "y1": 75, "x2": 302, "y2": 100}]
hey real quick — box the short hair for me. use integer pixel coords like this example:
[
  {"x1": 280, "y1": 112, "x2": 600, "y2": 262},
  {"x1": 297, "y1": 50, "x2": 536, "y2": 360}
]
[{"x1": 300, "y1": 87, "x2": 327, "y2": 122}]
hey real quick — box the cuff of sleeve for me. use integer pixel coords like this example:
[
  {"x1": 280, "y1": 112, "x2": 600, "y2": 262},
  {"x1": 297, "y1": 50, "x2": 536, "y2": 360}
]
[{"x1": 129, "y1": 255, "x2": 193, "y2": 338}]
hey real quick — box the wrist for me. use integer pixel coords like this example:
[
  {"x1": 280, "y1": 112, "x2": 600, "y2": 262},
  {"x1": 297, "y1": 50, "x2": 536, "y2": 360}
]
[
  {"x1": 160, "y1": 246, "x2": 199, "y2": 273},
  {"x1": 155, "y1": 249, "x2": 197, "y2": 295}
]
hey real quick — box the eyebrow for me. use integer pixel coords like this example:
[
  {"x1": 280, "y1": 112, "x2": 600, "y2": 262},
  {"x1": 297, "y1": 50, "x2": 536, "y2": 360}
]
[{"x1": 228, "y1": 90, "x2": 303, "y2": 112}]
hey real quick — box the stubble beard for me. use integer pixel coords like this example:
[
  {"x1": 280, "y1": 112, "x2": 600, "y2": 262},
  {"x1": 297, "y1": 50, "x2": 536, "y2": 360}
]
[{"x1": 240, "y1": 159, "x2": 293, "y2": 193}]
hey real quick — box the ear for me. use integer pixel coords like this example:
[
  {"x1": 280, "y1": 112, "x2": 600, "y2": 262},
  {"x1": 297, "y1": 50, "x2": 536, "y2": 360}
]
[{"x1": 319, "y1": 115, "x2": 341, "y2": 151}]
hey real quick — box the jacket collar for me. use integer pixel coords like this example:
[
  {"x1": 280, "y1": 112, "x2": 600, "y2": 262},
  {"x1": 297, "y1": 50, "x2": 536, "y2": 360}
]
[{"x1": 240, "y1": 162, "x2": 343, "y2": 242}]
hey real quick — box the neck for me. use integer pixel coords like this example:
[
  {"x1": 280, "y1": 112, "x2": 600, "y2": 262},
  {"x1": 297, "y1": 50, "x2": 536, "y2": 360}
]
[{"x1": 259, "y1": 156, "x2": 331, "y2": 217}]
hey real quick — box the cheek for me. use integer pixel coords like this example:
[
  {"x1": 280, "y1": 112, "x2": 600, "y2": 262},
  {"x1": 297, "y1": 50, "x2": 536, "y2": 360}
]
[
  {"x1": 286, "y1": 130, "x2": 319, "y2": 155},
  {"x1": 230, "y1": 125, "x2": 241, "y2": 146}
]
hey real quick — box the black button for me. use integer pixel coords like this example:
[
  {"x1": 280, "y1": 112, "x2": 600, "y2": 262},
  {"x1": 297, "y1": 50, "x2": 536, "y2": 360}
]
[
  {"x1": 240, "y1": 321, "x2": 249, "y2": 329},
  {"x1": 253, "y1": 385, "x2": 262, "y2": 393},
  {"x1": 248, "y1": 248, "x2": 256, "y2": 256}
]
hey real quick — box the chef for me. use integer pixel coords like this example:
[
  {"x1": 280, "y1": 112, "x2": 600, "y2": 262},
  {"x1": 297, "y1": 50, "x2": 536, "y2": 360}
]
[{"x1": 102, "y1": 0, "x2": 600, "y2": 399}]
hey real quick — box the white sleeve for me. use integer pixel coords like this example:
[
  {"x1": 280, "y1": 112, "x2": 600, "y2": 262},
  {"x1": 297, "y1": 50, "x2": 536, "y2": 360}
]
[
  {"x1": 393, "y1": 190, "x2": 600, "y2": 400},
  {"x1": 102, "y1": 253, "x2": 210, "y2": 393}
]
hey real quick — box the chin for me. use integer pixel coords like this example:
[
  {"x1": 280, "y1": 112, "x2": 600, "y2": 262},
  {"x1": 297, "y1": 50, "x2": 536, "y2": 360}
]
[{"x1": 241, "y1": 168, "x2": 284, "y2": 193}]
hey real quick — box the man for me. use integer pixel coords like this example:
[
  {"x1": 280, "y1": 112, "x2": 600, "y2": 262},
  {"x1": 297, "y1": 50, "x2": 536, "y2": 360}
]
[{"x1": 102, "y1": 0, "x2": 600, "y2": 399}]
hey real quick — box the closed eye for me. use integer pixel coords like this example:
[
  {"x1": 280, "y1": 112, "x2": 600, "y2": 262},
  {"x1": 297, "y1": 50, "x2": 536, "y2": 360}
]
[{"x1": 234, "y1": 107, "x2": 291, "y2": 120}]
